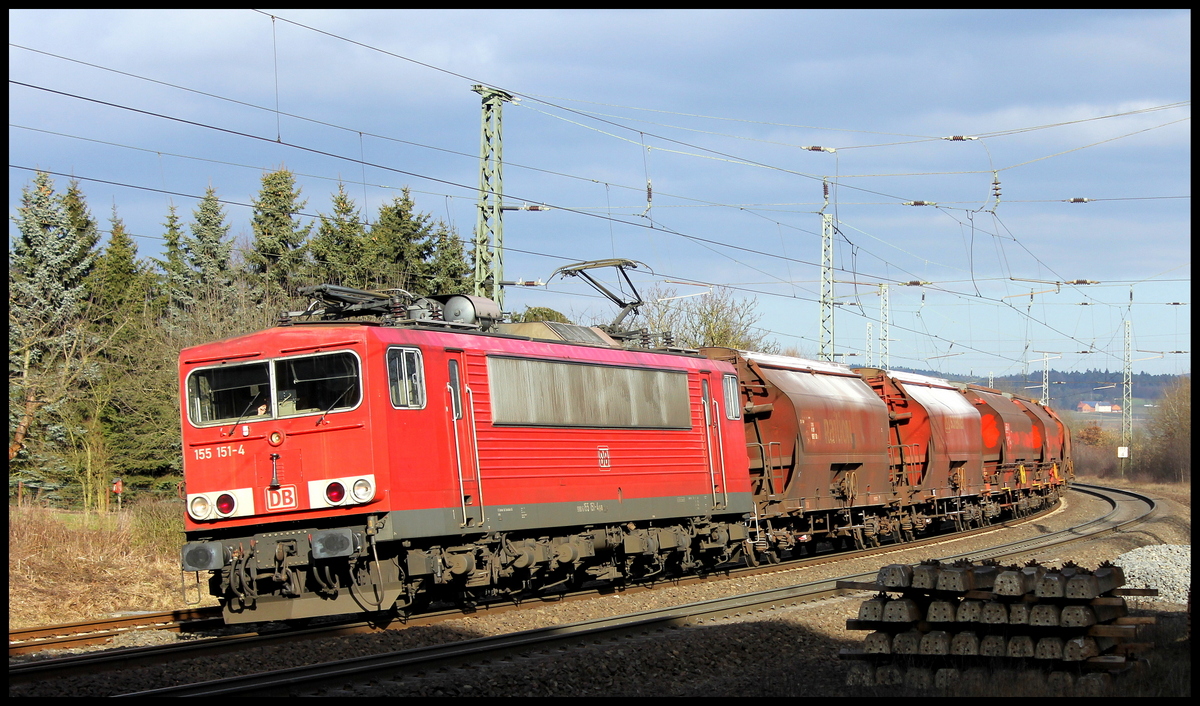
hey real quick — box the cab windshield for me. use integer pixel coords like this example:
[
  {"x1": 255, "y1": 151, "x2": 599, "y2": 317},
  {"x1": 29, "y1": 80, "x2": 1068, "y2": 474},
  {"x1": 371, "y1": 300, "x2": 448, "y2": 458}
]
[{"x1": 186, "y1": 352, "x2": 361, "y2": 426}]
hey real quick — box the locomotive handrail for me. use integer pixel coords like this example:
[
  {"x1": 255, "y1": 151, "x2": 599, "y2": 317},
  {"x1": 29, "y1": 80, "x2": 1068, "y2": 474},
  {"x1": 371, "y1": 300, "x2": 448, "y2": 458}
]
[
  {"x1": 465, "y1": 385, "x2": 485, "y2": 525},
  {"x1": 447, "y1": 383, "x2": 469, "y2": 528},
  {"x1": 712, "y1": 398, "x2": 728, "y2": 509},
  {"x1": 701, "y1": 383, "x2": 718, "y2": 509}
]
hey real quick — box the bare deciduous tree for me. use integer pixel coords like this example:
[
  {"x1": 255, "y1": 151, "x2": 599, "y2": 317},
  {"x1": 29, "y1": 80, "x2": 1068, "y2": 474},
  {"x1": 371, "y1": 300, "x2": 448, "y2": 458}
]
[{"x1": 633, "y1": 283, "x2": 779, "y2": 352}]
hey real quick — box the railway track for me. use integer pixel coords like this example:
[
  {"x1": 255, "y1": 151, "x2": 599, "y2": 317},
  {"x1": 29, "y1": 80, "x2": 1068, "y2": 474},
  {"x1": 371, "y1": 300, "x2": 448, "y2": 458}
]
[
  {"x1": 10, "y1": 482, "x2": 1150, "y2": 696},
  {"x1": 7, "y1": 486, "x2": 1068, "y2": 662},
  {"x1": 7, "y1": 607, "x2": 224, "y2": 656},
  {"x1": 116, "y1": 483, "x2": 1153, "y2": 697},
  {"x1": 5, "y1": 489, "x2": 1055, "y2": 661}
]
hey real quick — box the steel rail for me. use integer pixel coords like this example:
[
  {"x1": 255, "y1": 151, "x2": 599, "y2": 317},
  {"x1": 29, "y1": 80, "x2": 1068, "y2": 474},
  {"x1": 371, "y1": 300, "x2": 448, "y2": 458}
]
[
  {"x1": 117, "y1": 484, "x2": 1153, "y2": 697},
  {"x1": 8, "y1": 489, "x2": 1061, "y2": 669},
  {"x1": 7, "y1": 607, "x2": 224, "y2": 656}
]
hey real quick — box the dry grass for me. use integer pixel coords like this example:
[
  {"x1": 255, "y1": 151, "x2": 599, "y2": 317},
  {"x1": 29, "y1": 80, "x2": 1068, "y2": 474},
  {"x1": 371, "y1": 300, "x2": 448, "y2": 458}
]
[
  {"x1": 7, "y1": 475, "x2": 1189, "y2": 696},
  {"x1": 1075, "y1": 472, "x2": 1191, "y2": 507},
  {"x1": 7, "y1": 501, "x2": 218, "y2": 630}
]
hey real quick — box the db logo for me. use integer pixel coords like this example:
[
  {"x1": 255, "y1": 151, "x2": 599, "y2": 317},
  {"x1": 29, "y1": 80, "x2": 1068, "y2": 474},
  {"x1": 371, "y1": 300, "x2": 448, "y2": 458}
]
[
  {"x1": 597, "y1": 446, "x2": 611, "y2": 469},
  {"x1": 265, "y1": 485, "x2": 298, "y2": 511}
]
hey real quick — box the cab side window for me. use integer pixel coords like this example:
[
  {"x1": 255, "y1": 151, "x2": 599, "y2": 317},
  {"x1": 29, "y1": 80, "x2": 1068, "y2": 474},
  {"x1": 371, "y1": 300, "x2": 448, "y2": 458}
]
[
  {"x1": 722, "y1": 374, "x2": 741, "y2": 420},
  {"x1": 387, "y1": 348, "x2": 426, "y2": 409}
]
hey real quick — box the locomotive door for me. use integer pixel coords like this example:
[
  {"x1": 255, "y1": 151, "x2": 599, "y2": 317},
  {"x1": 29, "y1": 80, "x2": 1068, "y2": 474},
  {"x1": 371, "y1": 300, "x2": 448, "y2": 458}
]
[
  {"x1": 446, "y1": 353, "x2": 484, "y2": 528},
  {"x1": 701, "y1": 376, "x2": 729, "y2": 511}
]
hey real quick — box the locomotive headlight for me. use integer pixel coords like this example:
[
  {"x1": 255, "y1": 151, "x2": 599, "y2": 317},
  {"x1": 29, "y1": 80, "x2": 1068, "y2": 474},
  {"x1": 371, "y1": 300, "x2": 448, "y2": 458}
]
[
  {"x1": 189, "y1": 495, "x2": 212, "y2": 520},
  {"x1": 352, "y1": 478, "x2": 374, "y2": 502},
  {"x1": 268, "y1": 431, "x2": 283, "y2": 446},
  {"x1": 309, "y1": 474, "x2": 376, "y2": 509},
  {"x1": 215, "y1": 493, "x2": 236, "y2": 516}
]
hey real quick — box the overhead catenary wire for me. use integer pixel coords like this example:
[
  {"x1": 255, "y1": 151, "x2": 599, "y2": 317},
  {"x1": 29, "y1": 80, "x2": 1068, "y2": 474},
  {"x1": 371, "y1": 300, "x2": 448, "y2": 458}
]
[
  {"x1": 10, "y1": 79, "x2": 1181, "y2": 362},
  {"x1": 11, "y1": 13, "x2": 1190, "y2": 377},
  {"x1": 12, "y1": 96, "x2": 1182, "y2": 357},
  {"x1": 11, "y1": 44, "x2": 1190, "y2": 294},
  {"x1": 12, "y1": 160, "x2": 1171, "y2": 370}
]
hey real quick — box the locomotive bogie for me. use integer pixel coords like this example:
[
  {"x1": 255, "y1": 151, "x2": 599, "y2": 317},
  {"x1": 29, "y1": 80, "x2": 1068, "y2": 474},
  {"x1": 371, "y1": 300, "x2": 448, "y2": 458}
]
[{"x1": 189, "y1": 514, "x2": 754, "y2": 623}]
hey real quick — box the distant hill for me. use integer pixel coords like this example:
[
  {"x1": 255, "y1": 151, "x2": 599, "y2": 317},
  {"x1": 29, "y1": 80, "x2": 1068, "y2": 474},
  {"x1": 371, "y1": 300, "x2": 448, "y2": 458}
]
[{"x1": 881, "y1": 367, "x2": 1187, "y2": 409}]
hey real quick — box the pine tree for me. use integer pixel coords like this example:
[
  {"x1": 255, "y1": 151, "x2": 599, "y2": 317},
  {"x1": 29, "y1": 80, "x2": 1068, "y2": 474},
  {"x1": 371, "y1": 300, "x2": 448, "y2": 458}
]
[
  {"x1": 186, "y1": 186, "x2": 234, "y2": 292},
  {"x1": 152, "y1": 203, "x2": 195, "y2": 316},
  {"x1": 173, "y1": 185, "x2": 265, "y2": 342},
  {"x1": 86, "y1": 209, "x2": 177, "y2": 489},
  {"x1": 9, "y1": 172, "x2": 98, "y2": 470},
  {"x1": 364, "y1": 189, "x2": 434, "y2": 293},
  {"x1": 63, "y1": 179, "x2": 101, "y2": 283},
  {"x1": 308, "y1": 183, "x2": 368, "y2": 288},
  {"x1": 246, "y1": 168, "x2": 311, "y2": 300},
  {"x1": 513, "y1": 306, "x2": 572, "y2": 324},
  {"x1": 87, "y1": 205, "x2": 144, "y2": 314},
  {"x1": 425, "y1": 223, "x2": 472, "y2": 296}
]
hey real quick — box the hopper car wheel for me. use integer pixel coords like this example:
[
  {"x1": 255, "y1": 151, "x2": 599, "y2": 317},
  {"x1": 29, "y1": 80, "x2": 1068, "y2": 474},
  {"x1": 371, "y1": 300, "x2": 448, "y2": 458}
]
[{"x1": 853, "y1": 527, "x2": 867, "y2": 551}]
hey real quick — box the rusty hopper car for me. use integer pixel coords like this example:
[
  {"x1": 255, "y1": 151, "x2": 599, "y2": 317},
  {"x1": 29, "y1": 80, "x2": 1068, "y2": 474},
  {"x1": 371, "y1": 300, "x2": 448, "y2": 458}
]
[
  {"x1": 700, "y1": 348, "x2": 896, "y2": 555},
  {"x1": 953, "y1": 383, "x2": 1066, "y2": 517},
  {"x1": 854, "y1": 368, "x2": 989, "y2": 532}
]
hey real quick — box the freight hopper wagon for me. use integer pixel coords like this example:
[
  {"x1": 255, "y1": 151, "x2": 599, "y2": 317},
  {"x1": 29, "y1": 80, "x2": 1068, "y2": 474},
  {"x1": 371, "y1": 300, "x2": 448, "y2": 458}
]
[
  {"x1": 951, "y1": 383, "x2": 1071, "y2": 518},
  {"x1": 854, "y1": 368, "x2": 990, "y2": 534},
  {"x1": 179, "y1": 294, "x2": 752, "y2": 624},
  {"x1": 700, "y1": 350, "x2": 1069, "y2": 560},
  {"x1": 700, "y1": 348, "x2": 895, "y2": 558}
]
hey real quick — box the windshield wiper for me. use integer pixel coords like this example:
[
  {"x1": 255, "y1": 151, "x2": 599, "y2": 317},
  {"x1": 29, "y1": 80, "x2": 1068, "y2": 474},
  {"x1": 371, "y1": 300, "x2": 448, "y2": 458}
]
[
  {"x1": 226, "y1": 393, "x2": 265, "y2": 436},
  {"x1": 315, "y1": 386, "x2": 352, "y2": 426}
]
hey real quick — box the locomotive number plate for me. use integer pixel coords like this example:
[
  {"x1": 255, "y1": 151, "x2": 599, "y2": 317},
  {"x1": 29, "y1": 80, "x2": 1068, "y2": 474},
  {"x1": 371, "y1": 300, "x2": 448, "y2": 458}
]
[{"x1": 265, "y1": 485, "x2": 298, "y2": 511}]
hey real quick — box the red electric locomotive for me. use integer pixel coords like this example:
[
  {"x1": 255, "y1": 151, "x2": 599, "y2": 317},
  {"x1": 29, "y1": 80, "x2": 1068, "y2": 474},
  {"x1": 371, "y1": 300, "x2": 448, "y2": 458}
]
[{"x1": 180, "y1": 287, "x2": 752, "y2": 623}]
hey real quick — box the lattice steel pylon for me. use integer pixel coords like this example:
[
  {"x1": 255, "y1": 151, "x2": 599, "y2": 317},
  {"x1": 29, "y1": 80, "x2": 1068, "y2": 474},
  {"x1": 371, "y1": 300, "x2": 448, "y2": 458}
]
[
  {"x1": 819, "y1": 211, "x2": 835, "y2": 362},
  {"x1": 865, "y1": 321, "x2": 873, "y2": 368},
  {"x1": 1122, "y1": 319, "x2": 1133, "y2": 476},
  {"x1": 879, "y1": 283, "x2": 890, "y2": 371},
  {"x1": 472, "y1": 85, "x2": 516, "y2": 308}
]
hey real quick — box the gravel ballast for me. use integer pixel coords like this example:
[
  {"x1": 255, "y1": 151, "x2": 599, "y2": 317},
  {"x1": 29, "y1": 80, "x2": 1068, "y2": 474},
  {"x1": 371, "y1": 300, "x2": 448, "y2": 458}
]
[{"x1": 10, "y1": 482, "x2": 1190, "y2": 697}]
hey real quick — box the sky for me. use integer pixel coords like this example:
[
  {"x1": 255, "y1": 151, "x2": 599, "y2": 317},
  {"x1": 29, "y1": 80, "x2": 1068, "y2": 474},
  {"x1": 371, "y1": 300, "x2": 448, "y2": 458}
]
[{"x1": 9, "y1": 9, "x2": 1191, "y2": 384}]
